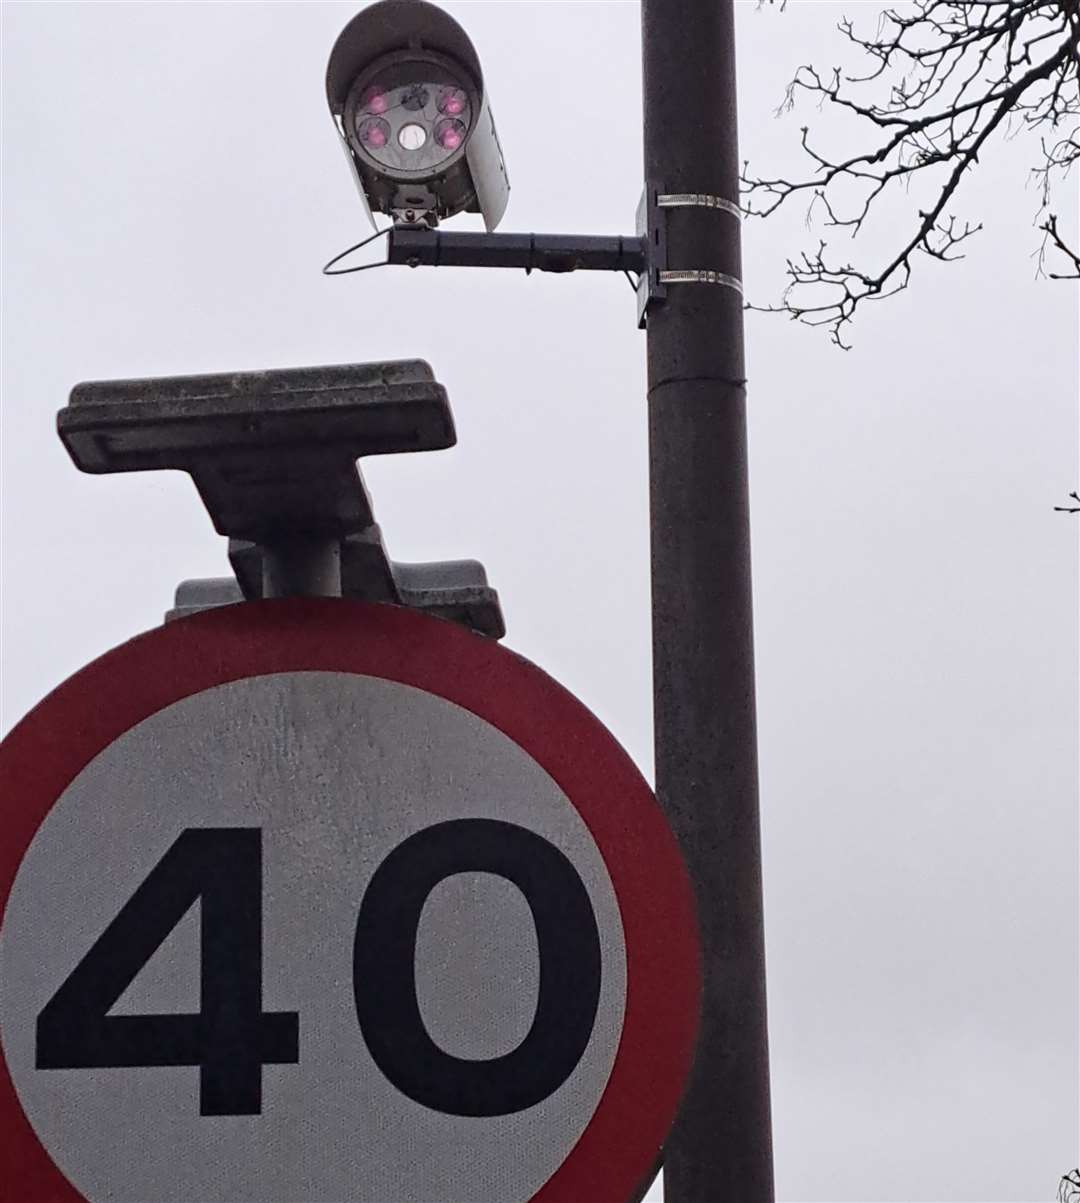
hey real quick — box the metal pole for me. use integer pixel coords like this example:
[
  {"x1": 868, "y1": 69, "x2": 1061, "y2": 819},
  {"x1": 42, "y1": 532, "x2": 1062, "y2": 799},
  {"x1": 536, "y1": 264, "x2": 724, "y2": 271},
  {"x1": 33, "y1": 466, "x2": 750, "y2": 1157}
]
[{"x1": 641, "y1": 2, "x2": 774, "y2": 1201}]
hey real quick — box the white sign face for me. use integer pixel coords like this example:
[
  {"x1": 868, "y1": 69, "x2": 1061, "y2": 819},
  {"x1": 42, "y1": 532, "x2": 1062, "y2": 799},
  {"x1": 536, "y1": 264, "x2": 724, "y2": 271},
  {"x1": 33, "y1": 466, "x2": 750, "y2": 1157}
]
[
  {"x1": 0, "y1": 601, "x2": 700, "y2": 1203},
  {"x1": 2, "y1": 673, "x2": 625, "y2": 1203}
]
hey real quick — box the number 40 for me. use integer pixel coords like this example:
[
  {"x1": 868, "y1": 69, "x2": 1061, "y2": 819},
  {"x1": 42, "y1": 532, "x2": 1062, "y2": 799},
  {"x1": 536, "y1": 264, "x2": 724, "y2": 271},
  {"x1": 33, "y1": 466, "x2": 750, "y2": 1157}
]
[{"x1": 36, "y1": 823, "x2": 601, "y2": 1119}]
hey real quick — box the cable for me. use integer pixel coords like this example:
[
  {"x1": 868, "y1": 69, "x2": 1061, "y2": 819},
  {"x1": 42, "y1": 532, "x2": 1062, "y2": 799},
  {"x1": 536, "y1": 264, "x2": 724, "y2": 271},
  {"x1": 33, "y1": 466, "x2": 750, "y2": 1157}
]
[{"x1": 322, "y1": 226, "x2": 392, "y2": 276}]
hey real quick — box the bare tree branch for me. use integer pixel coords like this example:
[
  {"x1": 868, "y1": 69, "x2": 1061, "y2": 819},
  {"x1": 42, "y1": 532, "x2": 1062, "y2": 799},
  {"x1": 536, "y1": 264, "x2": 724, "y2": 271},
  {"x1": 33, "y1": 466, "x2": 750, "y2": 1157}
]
[
  {"x1": 1059, "y1": 1168, "x2": 1080, "y2": 1202},
  {"x1": 744, "y1": 1, "x2": 1080, "y2": 345},
  {"x1": 1038, "y1": 212, "x2": 1080, "y2": 275}
]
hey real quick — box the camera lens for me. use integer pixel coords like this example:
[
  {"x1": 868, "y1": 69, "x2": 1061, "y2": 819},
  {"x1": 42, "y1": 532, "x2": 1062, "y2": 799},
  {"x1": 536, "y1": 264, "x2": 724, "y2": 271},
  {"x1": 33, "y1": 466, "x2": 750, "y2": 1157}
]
[
  {"x1": 398, "y1": 123, "x2": 428, "y2": 151},
  {"x1": 343, "y1": 57, "x2": 478, "y2": 175}
]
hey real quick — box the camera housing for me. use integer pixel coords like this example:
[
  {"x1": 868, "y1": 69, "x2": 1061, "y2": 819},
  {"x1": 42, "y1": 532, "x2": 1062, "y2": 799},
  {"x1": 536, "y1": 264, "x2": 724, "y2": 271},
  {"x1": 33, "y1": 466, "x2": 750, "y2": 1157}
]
[{"x1": 326, "y1": 0, "x2": 510, "y2": 229}]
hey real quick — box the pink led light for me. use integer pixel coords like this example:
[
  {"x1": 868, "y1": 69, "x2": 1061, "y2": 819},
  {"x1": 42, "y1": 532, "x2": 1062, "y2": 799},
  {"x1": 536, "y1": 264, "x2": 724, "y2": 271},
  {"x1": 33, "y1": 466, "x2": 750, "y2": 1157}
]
[
  {"x1": 438, "y1": 89, "x2": 467, "y2": 117},
  {"x1": 364, "y1": 89, "x2": 388, "y2": 115},
  {"x1": 359, "y1": 118, "x2": 390, "y2": 149},
  {"x1": 435, "y1": 118, "x2": 466, "y2": 151}
]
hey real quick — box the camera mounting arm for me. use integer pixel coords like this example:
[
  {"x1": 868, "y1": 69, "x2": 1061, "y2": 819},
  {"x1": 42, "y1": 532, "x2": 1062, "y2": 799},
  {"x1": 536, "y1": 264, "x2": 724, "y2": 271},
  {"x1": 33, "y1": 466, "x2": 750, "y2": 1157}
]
[
  {"x1": 387, "y1": 228, "x2": 646, "y2": 276},
  {"x1": 338, "y1": 186, "x2": 742, "y2": 329}
]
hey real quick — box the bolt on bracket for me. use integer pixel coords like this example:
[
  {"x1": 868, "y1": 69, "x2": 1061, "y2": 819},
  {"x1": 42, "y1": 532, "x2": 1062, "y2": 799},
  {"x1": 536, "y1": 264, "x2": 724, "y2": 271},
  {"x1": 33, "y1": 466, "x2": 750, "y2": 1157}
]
[{"x1": 636, "y1": 182, "x2": 745, "y2": 328}]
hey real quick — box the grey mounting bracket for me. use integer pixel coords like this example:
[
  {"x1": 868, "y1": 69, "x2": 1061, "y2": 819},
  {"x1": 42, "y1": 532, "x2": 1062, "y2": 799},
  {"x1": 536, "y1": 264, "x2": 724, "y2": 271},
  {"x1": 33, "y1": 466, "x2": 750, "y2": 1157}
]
[
  {"x1": 332, "y1": 185, "x2": 742, "y2": 332},
  {"x1": 166, "y1": 540, "x2": 503, "y2": 638},
  {"x1": 635, "y1": 182, "x2": 745, "y2": 328},
  {"x1": 58, "y1": 360, "x2": 505, "y2": 639}
]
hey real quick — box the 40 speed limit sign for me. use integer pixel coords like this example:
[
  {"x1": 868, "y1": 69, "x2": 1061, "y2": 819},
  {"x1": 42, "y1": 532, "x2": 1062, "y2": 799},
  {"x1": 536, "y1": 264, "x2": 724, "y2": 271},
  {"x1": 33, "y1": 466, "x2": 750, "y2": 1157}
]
[{"x1": 0, "y1": 600, "x2": 700, "y2": 1203}]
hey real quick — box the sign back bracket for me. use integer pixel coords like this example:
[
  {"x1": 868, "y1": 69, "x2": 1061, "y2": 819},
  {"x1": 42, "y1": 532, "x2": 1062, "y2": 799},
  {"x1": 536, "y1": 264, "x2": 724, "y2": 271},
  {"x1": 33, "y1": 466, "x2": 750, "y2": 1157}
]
[{"x1": 57, "y1": 360, "x2": 505, "y2": 638}]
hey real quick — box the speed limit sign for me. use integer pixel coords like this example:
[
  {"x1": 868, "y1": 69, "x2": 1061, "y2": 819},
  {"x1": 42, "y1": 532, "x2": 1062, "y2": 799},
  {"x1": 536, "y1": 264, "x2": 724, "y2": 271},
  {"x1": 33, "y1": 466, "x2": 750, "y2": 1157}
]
[{"x1": 0, "y1": 600, "x2": 700, "y2": 1203}]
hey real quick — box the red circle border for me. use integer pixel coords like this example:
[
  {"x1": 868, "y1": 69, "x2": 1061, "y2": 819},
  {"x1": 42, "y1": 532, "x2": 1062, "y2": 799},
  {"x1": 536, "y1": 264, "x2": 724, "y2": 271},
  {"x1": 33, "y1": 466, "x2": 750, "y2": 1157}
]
[{"x1": 0, "y1": 600, "x2": 700, "y2": 1203}]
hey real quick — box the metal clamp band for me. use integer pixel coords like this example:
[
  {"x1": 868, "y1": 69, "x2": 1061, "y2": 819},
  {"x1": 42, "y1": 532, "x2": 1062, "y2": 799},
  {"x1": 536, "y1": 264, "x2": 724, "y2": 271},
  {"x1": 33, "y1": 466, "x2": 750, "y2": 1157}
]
[
  {"x1": 657, "y1": 193, "x2": 742, "y2": 221},
  {"x1": 658, "y1": 269, "x2": 744, "y2": 296}
]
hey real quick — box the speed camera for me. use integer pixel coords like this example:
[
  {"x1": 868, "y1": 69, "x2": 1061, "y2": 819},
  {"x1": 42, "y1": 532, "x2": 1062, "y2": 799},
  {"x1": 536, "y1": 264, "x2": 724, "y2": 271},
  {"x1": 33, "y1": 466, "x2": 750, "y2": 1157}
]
[{"x1": 326, "y1": 0, "x2": 510, "y2": 229}]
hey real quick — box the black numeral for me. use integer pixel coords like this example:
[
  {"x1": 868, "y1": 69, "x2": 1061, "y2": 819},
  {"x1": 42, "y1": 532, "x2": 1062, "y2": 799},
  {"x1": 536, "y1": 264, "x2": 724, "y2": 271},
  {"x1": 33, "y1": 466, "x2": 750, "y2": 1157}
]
[
  {"x1": 36, "y1": 828, "x2": 299, "y2": 1115},
  {"x1": 36, "y1": 821, "x2": 599, "y2": 1120},
  {"x1": 353, "y1": 818, "x2": 601, "y2": 1117}
]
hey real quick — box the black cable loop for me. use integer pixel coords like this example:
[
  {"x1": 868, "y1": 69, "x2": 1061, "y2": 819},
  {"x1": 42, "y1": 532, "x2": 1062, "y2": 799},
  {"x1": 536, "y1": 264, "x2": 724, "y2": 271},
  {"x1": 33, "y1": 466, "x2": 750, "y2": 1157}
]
[{"x1": 322, "y1": 226, "x2": 392, "y2": 276}]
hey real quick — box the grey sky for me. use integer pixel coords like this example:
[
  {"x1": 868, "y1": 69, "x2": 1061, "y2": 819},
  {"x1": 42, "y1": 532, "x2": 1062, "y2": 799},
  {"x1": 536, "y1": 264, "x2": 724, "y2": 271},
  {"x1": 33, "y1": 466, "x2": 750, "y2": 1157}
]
[{"x1": 1, "y1": 4, "x2": 1077, "y2": 1202}]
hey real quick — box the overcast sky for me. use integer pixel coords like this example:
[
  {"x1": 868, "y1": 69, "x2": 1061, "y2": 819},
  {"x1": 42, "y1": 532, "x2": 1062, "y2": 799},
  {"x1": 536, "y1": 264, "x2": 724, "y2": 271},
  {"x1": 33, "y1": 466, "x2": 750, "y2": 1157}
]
[{"x1": 1, "y1": 4, "x2": 1077, "y2": 1201}]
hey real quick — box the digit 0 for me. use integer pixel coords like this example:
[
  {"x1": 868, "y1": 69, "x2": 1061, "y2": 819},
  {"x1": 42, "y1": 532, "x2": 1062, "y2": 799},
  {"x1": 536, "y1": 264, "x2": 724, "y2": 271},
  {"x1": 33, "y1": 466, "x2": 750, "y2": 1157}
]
[{"x1": 353, "y1": 818, "x2": 601, "y2": 1116}]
